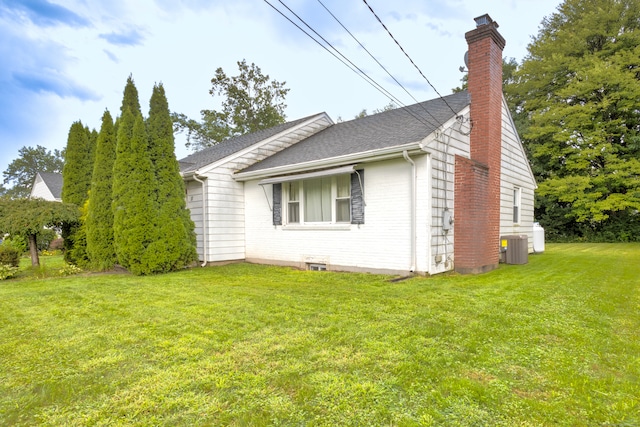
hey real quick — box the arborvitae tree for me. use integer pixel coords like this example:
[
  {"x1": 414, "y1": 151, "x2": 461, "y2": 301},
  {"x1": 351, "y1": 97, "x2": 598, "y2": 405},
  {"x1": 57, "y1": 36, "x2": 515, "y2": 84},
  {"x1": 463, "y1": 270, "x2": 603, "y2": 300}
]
[
  {"x1": 62, "y1": 121, "x2": 92, "y2": 206},
  {"x1": 121, "y1": 75, "x2": 142, "y2": 117},
  {"x1": 67, "y1": 199, "x2": 91, "y2": 268},
  {"x1": 86, "y1": 110, "x2": 117, "y2": 270},
  {"x1": 88, "y1": 127, "x2": 98, "y2": 168},
  {"x1": 145, "y1": 83, "x2": 197, "y2": 272},
  {"x1": 112, "y1": 110, "x2": 159, "y2": 275},
  {"x1": 61, "y1": 121, "x2": 94, "y2": 263}
]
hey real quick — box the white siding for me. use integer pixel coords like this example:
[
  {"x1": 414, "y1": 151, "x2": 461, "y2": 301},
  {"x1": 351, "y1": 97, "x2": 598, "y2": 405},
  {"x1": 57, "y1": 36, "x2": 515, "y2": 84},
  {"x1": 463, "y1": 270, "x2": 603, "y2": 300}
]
[
  {"x1": 245, "y1": 158, "x2": 429, "y2": 275},
  {"x1": 190, "y1": 115, "x2": 333, "y2": 263},
  {"x1": 185, "y1": 180, "x2": 204, "y2": 260},
  {"x1": 499, "y1": 98, "x2": 537, "y2": 252},
  {"x1": 423, "y1": 114, "x2": 471, "y2": 274},
  {"x1": 202, "y1": 163, "x2": 246, "y2": 262},
  {"x1": 30, "y1": 174, "x2": 57, "y2": 201}
]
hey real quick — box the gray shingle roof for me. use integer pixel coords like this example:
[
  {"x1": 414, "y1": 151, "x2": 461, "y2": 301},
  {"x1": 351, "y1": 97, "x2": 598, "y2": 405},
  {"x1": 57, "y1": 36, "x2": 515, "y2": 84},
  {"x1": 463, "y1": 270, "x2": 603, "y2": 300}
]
[
  {"x1": 178, "y1": 114, "x2": 324, "y2": 174},
  {"x1": 240, "y1": 91, "x2": 470, "y2": 173},
  {"x1": 39, "y1": 172, "x2": 63, "y2": 199}
]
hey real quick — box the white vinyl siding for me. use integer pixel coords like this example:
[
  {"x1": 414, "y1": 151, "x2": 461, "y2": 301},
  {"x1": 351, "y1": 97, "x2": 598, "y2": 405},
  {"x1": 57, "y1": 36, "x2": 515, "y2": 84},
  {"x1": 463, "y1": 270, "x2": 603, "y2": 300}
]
[{"x1": 499, "y1": 97, "x2": 537, "y2": 251}]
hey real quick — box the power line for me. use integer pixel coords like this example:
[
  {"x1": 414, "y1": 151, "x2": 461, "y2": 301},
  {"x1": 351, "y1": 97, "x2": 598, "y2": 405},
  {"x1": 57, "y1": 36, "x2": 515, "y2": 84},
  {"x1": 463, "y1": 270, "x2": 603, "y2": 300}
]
[
  {"x1": 361, "y1": 0, "x2": 458, "y2": 116},
  {"x1": 316, "y1": 0, "x2": 443, "y2": 126},
  {"x1": 263, "y1": 0, "x2": 439, "y2": 129}
]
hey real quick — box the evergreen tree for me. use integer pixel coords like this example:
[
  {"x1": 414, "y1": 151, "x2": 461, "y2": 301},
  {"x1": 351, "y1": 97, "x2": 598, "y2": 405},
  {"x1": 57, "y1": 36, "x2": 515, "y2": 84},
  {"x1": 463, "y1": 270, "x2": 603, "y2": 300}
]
[
  {"x1": 86, "y1": 110, "x2": 117, "y2": 270},
  {"x1": 121, "y1": 75, "x2": 142, "y2": 117},
  {"x1": 507, "y1": 0, "x2": 640, "y2": 241},
  {"x1": 145, "y1": 83, "x2": 197, "y2": 272},
  {"x1": 62, "y1": 121, "x2": 93, "y2": 206},
  {"x1": 61, "y1": 120, "x2": 94, "y2": 263},
  {"x1": 112, "y1": 110, "x2": 159, "y2": 275}
]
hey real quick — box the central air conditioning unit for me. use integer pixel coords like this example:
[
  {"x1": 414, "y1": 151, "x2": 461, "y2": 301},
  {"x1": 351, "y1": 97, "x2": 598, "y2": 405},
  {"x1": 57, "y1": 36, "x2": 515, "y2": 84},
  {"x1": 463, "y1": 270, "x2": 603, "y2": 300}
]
[{"x1": 500, "y1": 235, "x2": 529, "y2": 265}]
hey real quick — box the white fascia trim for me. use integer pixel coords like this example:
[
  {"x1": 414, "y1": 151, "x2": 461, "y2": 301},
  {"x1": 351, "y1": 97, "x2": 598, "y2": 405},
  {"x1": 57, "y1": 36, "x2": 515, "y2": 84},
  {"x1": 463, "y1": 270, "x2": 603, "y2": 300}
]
[
  {"x1": 195, "y1": 113, "x2": 333, "y2": 176},
  {"x1": 234, "y1": 142, "x2": 423, "y2": 182}
]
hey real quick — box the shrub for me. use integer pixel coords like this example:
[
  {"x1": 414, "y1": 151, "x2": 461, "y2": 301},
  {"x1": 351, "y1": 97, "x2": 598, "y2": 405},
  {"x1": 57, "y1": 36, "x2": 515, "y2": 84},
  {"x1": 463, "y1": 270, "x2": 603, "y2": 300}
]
[
  {"x1": 59, "y1": 263, "x2": 83, "y2": 276},
  {"x1": 0, "y1": 244, "x2": 21, "y2": 267},
  {"x1": 0, "y1": 264, "x2": 19, "y2": 280},
  {"x1": 1, "y1": 237, "x2": 27, "y2": 255}
]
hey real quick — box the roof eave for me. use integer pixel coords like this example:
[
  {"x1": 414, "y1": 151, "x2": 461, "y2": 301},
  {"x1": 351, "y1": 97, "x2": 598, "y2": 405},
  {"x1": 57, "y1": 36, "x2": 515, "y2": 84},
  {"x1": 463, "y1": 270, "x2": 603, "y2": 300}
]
[{"x1": 233, "y1": 142, "x2": 423, "y2": 182}]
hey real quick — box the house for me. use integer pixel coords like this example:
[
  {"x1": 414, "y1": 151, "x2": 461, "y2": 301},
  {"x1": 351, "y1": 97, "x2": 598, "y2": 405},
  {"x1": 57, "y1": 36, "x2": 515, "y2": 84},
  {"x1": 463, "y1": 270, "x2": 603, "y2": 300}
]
[
  {"x1": 30, "y1": 172, "x2": 63, "y2": 202},
  {"x1": 180, "y1": 14, "x2": 537, "y2": 275}
]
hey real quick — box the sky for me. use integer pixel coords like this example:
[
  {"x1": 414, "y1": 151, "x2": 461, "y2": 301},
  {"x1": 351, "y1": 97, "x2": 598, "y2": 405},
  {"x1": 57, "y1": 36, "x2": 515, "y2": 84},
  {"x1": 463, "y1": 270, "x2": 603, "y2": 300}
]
[{"x1": 0, "y1": 0, "x2": 563, "y2": 184}]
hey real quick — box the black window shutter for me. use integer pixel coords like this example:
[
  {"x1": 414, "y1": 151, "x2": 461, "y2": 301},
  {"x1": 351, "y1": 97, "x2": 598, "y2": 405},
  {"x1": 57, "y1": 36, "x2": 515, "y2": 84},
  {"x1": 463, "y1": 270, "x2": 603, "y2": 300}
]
[
  {"x1": 351, "y1": 170, "x2": 364, "y2": 224},
  {"x1": 272, "y1": 183, "x2": 282, "y2": 225}
]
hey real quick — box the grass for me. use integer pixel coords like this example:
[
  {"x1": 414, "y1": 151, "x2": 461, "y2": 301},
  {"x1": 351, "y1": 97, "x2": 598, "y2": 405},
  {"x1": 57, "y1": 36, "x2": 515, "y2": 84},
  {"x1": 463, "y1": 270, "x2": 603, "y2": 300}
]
[{"x1": 0, "y1": 244, "x2": 638, "y2": 426}]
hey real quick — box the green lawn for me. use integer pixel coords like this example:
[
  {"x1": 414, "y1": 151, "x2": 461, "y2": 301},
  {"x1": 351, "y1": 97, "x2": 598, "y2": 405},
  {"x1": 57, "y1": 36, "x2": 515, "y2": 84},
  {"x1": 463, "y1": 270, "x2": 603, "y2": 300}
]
[{"x1": 1, "y1": 244, "x2": 638, "y2": 426}]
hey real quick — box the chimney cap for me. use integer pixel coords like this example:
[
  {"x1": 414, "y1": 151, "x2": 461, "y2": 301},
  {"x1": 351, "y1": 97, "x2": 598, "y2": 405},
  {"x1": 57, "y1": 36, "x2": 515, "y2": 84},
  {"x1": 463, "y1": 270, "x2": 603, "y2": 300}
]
[{"x1": 474, "y1": 14, "x2": 498, "y2": 29}]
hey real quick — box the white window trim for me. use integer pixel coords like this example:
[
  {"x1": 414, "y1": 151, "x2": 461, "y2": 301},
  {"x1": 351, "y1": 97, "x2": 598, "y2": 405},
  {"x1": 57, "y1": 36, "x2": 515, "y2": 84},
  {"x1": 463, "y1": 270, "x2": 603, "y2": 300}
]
[{"x1": 513, "y1": 187, "x2": 521, "y2": 224}]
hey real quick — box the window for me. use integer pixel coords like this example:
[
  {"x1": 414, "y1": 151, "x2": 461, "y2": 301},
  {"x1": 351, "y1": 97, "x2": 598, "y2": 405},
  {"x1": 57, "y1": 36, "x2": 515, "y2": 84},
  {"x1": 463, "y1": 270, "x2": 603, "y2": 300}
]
[
  {"x1": 287, "y1": 181, "x2": 300, "y2": 223},
  {"x1": 335, "y1": 175, "x2": 351, "y2": 223},
  {"x1": 272, "y1": 169, "x2": 364, "y2": 226},
  {"x1": 285, "y1": 174, "x2": 351, "y2": 224},
  {"x1": 513, "y1": 187, "x2": 521, "y2": 223}
]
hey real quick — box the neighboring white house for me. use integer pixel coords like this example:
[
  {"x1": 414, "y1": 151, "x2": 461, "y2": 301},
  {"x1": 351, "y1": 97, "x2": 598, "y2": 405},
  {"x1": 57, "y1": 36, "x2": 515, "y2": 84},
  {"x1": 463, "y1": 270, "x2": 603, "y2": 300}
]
[
  {"x1": 180, "y1": 14, "x2": 537, "y2": 275},
  {"x1": 30, "y1": 172, "x2": 63, "y2": 202}
]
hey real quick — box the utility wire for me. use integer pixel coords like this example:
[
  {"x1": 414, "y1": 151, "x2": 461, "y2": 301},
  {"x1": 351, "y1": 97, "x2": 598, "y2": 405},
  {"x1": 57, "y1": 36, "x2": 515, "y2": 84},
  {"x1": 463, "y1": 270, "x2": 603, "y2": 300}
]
[
  {"x1": 263, "y1": 0, "x2": 439, "y2": 129},
  {"x1": 361, "y1": 0, "x2": 458, "y2": 116},
  {"x1": 316, "y1": 0, "x2": 442, "y2": 126},
  {"x1": 264, "y1": 0, "x2": 437, "y2": 127}
]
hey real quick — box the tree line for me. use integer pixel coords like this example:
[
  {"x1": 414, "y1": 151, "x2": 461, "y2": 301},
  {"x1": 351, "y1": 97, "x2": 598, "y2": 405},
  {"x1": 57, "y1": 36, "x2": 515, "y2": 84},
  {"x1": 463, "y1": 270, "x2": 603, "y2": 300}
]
[{"x1": 3, "y1": 0, "x2": 639, "y2": 246}]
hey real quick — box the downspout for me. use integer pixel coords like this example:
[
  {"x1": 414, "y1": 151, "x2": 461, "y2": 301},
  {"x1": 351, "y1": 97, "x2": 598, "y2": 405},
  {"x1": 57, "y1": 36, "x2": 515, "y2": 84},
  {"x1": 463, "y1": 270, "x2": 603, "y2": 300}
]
[
  {"x1": 403, "y1": 150, "x2": 417, "y2": 273},
  {"x1": 193, "y1": 174, "x2": 208, "y2": 267}
]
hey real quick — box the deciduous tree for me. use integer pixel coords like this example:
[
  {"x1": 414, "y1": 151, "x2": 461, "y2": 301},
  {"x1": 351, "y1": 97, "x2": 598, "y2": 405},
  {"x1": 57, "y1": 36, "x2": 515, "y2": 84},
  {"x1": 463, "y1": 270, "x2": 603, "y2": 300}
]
[
  {"x1": 172, "y1": 59, "x2": 289, "y2": 151},
  {"x1": 0, "y1": 198, "x2": 79, "y2": 266},
  {"x1": 2, "y1": 145, "x2": 64, "y2": 199},
  {"x1": 506, "y1": 0, "x2": 640, "y2": 241}
]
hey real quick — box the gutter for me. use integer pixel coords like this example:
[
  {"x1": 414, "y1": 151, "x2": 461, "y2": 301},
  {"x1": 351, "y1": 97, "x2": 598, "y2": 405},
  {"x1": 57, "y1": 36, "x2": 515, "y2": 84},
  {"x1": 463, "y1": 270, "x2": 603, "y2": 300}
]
[
  {"x1": 402, "y1": 150, "x2": 417, "y2": 273},
  {"x1": 192, "y1": 174, "x2": 208, "y2": 267}
]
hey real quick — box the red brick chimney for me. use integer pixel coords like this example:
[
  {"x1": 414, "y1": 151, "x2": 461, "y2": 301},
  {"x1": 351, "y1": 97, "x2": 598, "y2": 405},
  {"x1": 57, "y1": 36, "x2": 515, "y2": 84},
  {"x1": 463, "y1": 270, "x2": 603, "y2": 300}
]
[{"x1": 454, "y1": 14, "x2": 505, "y2": 274}]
